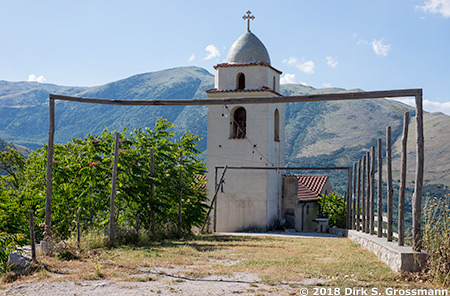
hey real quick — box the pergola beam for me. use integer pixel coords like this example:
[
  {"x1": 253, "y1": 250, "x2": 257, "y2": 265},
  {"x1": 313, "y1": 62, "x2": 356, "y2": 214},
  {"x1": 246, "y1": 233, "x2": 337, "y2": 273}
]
[{"x1": 49, "y1": 89, "x2": 422, "y2": 106}]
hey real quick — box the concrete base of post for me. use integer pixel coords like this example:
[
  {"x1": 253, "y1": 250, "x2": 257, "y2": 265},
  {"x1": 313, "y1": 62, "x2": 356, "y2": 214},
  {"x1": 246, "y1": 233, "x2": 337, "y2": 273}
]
[
  {"x1": 347, "y1": 230, "x2": 427, "y2": 272},
  {"x1": 40, "y1": 240, "x2": 53, "y2": 256}
]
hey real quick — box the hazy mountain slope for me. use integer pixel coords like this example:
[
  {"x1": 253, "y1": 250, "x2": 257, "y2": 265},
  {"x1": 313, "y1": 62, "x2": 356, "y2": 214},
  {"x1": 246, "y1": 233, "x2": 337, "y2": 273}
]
[
  {"x1": 0, "y1": 80, "x2": 87, "y2": 107},
  {"x1": 391, "y1": 111, "x2": 450, "y2": 190},
  {"x1": 0, "y1": 67, "x2": 214, "y2": 150},
  {"x1": 0, "y1": 66, "x2": 448, "y2": 195},
  {"x1": 0, "y1": 138, "x2": 31, "y2": 157}
]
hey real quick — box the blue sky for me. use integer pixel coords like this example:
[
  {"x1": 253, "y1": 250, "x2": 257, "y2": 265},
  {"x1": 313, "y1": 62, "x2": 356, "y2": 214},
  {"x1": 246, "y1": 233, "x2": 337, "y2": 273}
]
[{"x1": 1, "y1": 0, "x2": 449, "y2": 114}]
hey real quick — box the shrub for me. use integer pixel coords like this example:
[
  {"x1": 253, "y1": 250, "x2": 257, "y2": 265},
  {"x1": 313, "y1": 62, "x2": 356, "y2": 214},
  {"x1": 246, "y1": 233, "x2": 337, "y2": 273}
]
[
  {"x1": 318, "y1": 193, "x2": 346, "y2": 228},
  {"x1": 422, "y1": 194, "x2": 450, "y2": 287}
]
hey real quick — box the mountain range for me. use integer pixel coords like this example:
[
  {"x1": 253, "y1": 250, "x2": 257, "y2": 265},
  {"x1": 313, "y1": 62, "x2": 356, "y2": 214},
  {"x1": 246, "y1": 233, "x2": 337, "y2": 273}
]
[{"x1": 0, "y1": 66, "x2": 449, "y2": 197}]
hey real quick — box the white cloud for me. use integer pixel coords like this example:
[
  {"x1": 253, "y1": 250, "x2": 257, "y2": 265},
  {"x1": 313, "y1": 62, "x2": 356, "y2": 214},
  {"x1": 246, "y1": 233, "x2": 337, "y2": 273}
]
[
  {"x1": 282, "y1": 56, "x2": 298, "y2": 66},
  {"x1": 280, "y1": 73, "x2": 297, "y2": 84},
  {"x1": 356, "y1": 39, "x2": 369, "y2": 46},
  {"x1": 371, "y1": 38, "x2": 392, "y2": 57},
  {"x1": 417, "y1": 0, "x2": 450, "y2": 18},
  {"x1": 394, "y1": 98, "x2": 450, "y2": 115},
  {"x1": 28, "y1": 74, "x2": 46, "y2": 83},
  {"x1": 300, "y1": 81, "x2": 308, "y2": 86},
  {"x1": 297, "y1": 60, "x2": 315, "y2": 74},
  {"x1": 188, "y1": 53, "x2": 195, "y2": 62},
  {"x1": 322, "y1": 82, "x2": 332, "y2": 88},
  {"x1": 204, "y1": 45, "x2": 220, "y2": 60},
  {"x1": 326, "y1": 56, "x2": 338, "y2": 68},
  {"x1": 283, "y1": 56, "x2": 315, "y2": 74}
]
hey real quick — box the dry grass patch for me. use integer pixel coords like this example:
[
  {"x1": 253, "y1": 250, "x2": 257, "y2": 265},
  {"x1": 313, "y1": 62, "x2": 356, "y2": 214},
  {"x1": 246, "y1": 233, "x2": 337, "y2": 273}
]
[{"x1": 0, "y1": 234, "x2": 434, "y2": 290}]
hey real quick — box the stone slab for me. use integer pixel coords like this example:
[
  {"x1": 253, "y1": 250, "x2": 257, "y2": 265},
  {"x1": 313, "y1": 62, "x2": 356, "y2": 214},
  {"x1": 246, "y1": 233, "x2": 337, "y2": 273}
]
[{"x1": 347, "y1": 230, "x2": 427, "y2": 272}]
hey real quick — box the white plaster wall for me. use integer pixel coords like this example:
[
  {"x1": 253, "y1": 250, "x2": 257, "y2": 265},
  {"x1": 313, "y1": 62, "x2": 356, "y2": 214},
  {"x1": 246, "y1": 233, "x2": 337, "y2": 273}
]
[
  {"x1": 207, "y1": 101, "x2": 271, "y2": 231},
  {"x1": 216, "y1": 66, "x2": 280, "y2": 91},
  {"x1": 206, "y1": 64, "x2": 284, "y2": 232},
  {"x1": 266, "y1": 102, "x2": 285, "y2": 228}
]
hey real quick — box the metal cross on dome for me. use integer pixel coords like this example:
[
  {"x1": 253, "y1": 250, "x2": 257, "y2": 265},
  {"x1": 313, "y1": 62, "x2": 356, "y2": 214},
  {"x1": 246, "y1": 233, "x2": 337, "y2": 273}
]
[{"x1": 242, "y1": 10, "x2": 255, "y2": 32}]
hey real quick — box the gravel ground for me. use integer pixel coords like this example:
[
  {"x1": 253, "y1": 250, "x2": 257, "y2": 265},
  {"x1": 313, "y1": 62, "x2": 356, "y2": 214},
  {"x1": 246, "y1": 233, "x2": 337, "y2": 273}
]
[{"x1": 1, "y1": 270, "x2": 327, "y2": 296}]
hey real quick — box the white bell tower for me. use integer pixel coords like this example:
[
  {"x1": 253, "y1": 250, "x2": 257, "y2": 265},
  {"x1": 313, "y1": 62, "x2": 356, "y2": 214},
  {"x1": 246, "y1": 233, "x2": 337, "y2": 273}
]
[{"x1": 206, "y1": 11, "x2": 285, "y2": 232}]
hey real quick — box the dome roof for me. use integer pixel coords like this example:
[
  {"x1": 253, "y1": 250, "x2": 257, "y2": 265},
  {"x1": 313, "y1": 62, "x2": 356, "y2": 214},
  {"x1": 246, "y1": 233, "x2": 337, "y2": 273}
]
[{"x1": 225, "y1": 31, "x2": 271, "y2": 65}]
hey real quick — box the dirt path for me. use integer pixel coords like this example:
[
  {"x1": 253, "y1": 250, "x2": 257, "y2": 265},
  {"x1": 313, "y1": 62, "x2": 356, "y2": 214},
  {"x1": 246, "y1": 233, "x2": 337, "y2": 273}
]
[{"x1": 1, "y1": 269, "x2": 326, "y2": 296}]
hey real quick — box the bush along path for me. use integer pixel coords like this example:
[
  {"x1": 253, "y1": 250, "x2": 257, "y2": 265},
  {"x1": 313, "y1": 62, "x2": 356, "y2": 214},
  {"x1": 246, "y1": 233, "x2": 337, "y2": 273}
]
[{"x1": 0, "y1": 118, "x2": 208, "y2": 253}]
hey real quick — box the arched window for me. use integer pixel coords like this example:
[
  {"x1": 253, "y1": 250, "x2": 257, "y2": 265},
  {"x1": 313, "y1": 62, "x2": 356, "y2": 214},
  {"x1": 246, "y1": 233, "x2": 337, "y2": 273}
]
[
  {"x1": 273, "y1": 76, "x2": 276, "y2": 91},
  {"x1": 274, "y1": 109, "x2": 280, "y2": 142},
  {"x1": 232, "y1": 107, "x2": 246, "y2": 139},
  {"x1": 237, "y1": 73, "x2": 245, "y2": 90}
]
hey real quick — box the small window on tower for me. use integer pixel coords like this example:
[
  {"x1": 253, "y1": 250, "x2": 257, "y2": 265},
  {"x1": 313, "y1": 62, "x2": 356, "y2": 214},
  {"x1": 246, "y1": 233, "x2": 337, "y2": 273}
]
[
  {"x1": 237, "y1": 73, "x2": 245, "y2": 90},
  {"x1": 232, "y1": 107, "x2": 246, "y2": 139},
  {"x1": 273, "y1": 76, "x2": 276, "y2": 91},
  {"x1": 274, "y1": 109, "x2": 280, "y2": 142}
]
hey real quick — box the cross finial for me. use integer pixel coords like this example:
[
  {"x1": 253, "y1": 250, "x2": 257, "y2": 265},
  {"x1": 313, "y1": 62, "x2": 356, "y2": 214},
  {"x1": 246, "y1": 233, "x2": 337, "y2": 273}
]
[{"x1": 242, "y1": 10, "x2": 255, "y2": 32}]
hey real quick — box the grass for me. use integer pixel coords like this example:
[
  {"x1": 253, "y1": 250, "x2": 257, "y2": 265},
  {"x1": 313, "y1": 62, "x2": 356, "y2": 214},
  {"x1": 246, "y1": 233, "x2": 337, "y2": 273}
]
[{"x1": 0, "y1": 234, "x2": 435, "y2": 290}]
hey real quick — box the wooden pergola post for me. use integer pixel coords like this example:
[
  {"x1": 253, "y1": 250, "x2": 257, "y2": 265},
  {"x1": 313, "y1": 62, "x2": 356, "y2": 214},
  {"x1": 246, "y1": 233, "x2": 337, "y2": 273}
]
[
  {"x1": 377, "y1": 138, "x2": 383, "y2": 238},
  {"x1": 109, "y1": 132, "x2": 120, "y2": 247},
  {"x1": 370, "y1": 146, "x2": 375, "y2": 235},
  {"x1": 44, "y1": 98, "x2": 55, "y2": 240},
  {"x1": 386, "y1": 126, "x2": 394, "y2": 242},
  {"x1": 357, "y1": 159, "x2": 362, "y2": 231},
  {"x1": 352, "y1": 162, "x2": 357, "y2": 230},
  {"x1": 413, "y1": 91, "x2": 424, "y2": 251},
  {"x1": 150, "y1": 148, "x2": 155, "y2": 236},
  {"x1": 362, "y1": 154, "x2": 366, "y2": 233},
  {"x1": 347, "y1": 166, "x2": 352, "y2": 229},
  {"x1": 398, "y1": 112, "x2": 409, "y2": 246}
]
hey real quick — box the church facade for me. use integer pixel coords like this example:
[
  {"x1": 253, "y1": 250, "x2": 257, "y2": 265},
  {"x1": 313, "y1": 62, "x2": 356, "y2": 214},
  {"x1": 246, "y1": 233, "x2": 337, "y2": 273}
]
[{"x1": 206, "y1": 13, "x2": 286, "y2": 232}]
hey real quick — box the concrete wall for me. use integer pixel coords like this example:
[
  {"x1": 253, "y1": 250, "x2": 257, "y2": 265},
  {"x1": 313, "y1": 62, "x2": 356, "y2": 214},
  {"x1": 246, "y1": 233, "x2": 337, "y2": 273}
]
[
  {"x1": 282, "y1": 175, "x2": 298, "y2": 213},
  {"x1": 295, "y1": 202, "x2": 320, "y2": 232}
]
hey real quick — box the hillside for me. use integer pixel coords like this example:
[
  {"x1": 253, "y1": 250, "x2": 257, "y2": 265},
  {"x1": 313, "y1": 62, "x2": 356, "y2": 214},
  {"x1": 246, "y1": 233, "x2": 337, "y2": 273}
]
[
  {"x1": 0, "y1": 138, "x2": 31, "y2": 157},
  {"x1": 0, "y1": 66, "x2": 449, "y2": 195}
]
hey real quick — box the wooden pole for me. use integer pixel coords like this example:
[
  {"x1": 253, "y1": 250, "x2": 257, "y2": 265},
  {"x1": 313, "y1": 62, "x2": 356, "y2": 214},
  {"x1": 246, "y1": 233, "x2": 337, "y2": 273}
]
[
  {"x1": 201, "y1": 166, "x2": 228, "y2": 232},
  {"x1": 386, "y1": 126, "x2": 394, "y2": 242},
  {"x1": 347, "y1": 167, "x2": 352, "y2": 229},
  {"x1": 178, "y1": 150, "x2": 183, "y2": 236},
  {"x1": 76, "y1": 210, "x2": 80, "y2": 249},
  {"x1": 352, "y1": 162, "x2": 357, "y2": 230},
  {"x1": 49, "y1": 89, "x2": 423, "y2": 106},
  {"x1": 413, "y1": 92, "x2": 424, "y2": 251},
  {"x1": 357, "y1": 159, "x2": 361, "y2": 231},
  {"x1": 29, "y1": 210, "x2": 37, "y2": 263},
  {"x1": 109, "y1": 132, "x2": 120, "y2": 247},
  {"x1": 214, "y1": 167, "x2": 218, "y2": 233},
  {"x1": 377, "y1": 138, "x2": 383, "y2": 238},
  {"x1": 362, "y1": 154, "x2": 366, "y2": 233},
  {"x1": 370, "y1": 146, "x2": 375, "y2": 235},
  {"x1": 365, "y1": 151, "x2": 370, "y2": 234},
  {"x1": 398, "y1": 112, "x2": 409, "y2": 246},
  {"x1": 150, "y1": 148, "x2": 155, "y2": 237},
  {"x1": 136, "y1": 213, "x2": 140, "y2": 241},
  {"x1": 45, "y1": 98, "x2": 55, "y2": 240}
]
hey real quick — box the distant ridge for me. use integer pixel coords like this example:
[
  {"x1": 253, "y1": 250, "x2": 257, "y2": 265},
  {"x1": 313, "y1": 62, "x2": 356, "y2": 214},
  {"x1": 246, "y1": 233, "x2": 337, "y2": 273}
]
[{"x1": 0, "y1": 66, "x2": 448, "y2": 197}]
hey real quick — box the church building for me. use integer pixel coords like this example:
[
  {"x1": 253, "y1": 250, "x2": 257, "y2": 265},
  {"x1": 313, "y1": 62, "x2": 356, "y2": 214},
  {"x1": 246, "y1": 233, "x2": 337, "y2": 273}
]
[{"x1": 206, "y1": 12, "x2": 285, "y2": 232}]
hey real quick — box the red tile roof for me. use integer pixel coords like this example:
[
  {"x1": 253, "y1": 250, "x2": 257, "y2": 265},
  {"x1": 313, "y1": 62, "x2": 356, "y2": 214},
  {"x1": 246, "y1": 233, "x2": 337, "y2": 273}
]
[
  {"x1": 214, "y1": 62, "x2": 283, "y2": 74},
  {"x1": 195, "y1": 174, "x2": 207, "y2": 191},
  {"x1": 293, "y1": 175, "x2": 329, "y2": 202},
  {"x1": 205, "y1": 86, "x2": 283, "y2": 97}
]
